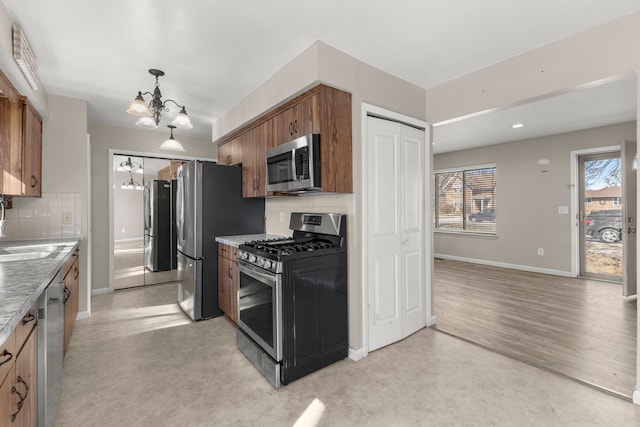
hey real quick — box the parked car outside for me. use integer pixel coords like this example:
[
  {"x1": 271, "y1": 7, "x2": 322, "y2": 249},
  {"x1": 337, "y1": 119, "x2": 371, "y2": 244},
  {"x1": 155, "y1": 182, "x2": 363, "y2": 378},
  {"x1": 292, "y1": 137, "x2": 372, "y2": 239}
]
[
  {"x1": 585, "y1": 209, "x2": 622, "y2": 243},
  {"x1": 468, "y1": 209, "x2": 496, "y2": 222}
]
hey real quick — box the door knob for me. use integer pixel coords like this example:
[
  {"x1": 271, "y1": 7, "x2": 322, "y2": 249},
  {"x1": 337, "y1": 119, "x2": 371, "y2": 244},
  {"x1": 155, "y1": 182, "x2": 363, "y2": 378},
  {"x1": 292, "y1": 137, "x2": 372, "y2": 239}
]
[{"x1": 402, "y1": 239, "x2": 409, "y2": 246}]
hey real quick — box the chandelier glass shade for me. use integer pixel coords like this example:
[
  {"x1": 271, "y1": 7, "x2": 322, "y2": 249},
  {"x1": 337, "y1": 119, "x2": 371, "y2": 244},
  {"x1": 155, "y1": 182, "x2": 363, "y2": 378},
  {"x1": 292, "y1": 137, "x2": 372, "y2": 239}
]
[
  {"x1": 126, "y1": 69, "x2": 193, "y2": 130},
  {"x1": 159, "y1": 125, "x2": 186, "y2": 152}
]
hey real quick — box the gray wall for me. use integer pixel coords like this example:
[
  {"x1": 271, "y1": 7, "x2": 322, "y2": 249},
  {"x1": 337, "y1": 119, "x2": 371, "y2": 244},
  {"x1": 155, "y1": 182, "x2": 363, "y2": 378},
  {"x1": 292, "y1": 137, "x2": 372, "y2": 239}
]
[
  {"x1": 434, "y1": 122, "x2": 636, "y2": 273},
  {"x1": 88, "y1": 123, "x2": 214, "y2": 292}
]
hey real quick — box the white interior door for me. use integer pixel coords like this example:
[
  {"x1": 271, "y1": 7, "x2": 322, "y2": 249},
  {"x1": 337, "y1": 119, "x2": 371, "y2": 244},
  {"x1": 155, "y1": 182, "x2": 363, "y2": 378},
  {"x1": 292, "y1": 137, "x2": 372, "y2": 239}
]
[
  {"x1": 622, "y1": 140, "x2": 637, "y2": 297},
  {"x1": 368, "y1": 116, "x2": 426, "y2": 352}
]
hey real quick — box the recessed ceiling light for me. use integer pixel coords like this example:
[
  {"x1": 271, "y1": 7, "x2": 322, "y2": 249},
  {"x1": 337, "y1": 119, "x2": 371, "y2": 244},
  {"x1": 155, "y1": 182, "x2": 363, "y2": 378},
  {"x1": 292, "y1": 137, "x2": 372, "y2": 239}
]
[{"x1": 512, "y1": 123, "x2": 525, "y2": 129}]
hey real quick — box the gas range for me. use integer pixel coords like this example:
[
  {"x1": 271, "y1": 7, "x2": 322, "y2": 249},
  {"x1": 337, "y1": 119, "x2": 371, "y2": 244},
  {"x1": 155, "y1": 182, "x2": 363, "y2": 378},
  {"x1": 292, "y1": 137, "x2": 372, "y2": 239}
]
[
  {"x1": 237, "y1": 213, "x2": 346, "y2": 273},
  {"x1": 236, "y1": 212, "x2": 348, "y2": 388}
]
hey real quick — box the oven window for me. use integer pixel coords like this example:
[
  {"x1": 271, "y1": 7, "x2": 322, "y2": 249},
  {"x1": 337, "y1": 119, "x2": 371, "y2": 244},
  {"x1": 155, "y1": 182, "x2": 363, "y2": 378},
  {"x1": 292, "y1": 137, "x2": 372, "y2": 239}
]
[
  {"x1": 238, "y1": 271, "x2": 274, "y2": 347},
  {"x1": 267, "y1": 152, "x2": 293, "y2": 185}
]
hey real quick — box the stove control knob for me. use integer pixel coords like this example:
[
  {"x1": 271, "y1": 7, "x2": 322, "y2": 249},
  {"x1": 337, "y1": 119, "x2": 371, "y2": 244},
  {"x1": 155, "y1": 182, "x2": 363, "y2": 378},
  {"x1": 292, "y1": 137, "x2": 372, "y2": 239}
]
[
  {"x1": 249, "y1": 255, "x2": 257, "y2": 263},
  {"x1": 256, "y1": 258, "x2": 264, "y2": 267},
  {"x1": 263, "y1": 260, "x2": 271, "y2": 269},
  {"x1": 238, "y1": 251, "x2": 248, "y2": 260}
]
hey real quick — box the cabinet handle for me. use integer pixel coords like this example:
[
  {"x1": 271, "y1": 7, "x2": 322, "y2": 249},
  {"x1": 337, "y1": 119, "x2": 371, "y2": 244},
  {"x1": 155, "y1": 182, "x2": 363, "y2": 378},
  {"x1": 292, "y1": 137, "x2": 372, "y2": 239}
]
[
  {"x1": 0, "y1": 349, "x2": 12, "y2": 366},
  {"x1": 226, "y1": 155, "x2": 232, "y2": 165},
  {"x1": 16, "y1": 376, "x2": 29, "y2": 401},
  {"x1": 288, "y1": 120, "x2": 298, "y2": 136},
  {"x1": 63, "y1": 287, "x2": 71, "y2": 304},
  {"x1": 11, "y1": 377, "x2": 27, "y2": 421},
  {"x1": 30, "y1": 175, "x2": 38, "y2": 188},
  {"x1": 22, "y1": 312, "x2": 36, "y2": 325}
]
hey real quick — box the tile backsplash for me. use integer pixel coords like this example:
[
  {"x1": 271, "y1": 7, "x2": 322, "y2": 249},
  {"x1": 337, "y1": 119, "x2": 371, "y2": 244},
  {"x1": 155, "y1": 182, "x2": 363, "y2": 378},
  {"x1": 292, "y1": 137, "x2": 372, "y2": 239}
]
[{"x1": 2, "y1": 193, "x2": 82, "y2": 240}]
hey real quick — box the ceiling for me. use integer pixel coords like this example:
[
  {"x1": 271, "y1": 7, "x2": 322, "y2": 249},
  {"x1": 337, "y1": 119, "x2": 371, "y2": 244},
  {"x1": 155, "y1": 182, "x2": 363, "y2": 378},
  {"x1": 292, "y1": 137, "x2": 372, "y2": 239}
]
[{"x1": 3, "y1": 0, "x2": 640, "y2": 143}]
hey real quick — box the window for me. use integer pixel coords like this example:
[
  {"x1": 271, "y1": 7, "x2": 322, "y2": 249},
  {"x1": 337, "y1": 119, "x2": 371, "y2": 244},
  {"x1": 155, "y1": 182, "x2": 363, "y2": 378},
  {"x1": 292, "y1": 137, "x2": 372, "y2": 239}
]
[
  {"x1": 586, "y1": 197, "x2": 592, "y2": 204},
  {"x1": 434, "y1": 165, "x2": 497, "y2": 233},
  {"x1": 613, "y1": 197, "x2": 621, "y2": 206}
]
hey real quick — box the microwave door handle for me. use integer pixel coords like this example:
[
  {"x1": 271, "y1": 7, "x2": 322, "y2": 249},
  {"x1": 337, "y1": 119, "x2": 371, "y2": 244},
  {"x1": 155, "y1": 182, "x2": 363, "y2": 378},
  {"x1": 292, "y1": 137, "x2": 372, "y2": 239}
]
[{"x1": 291, "y1": 148, "x2": 297, "y2": 181}]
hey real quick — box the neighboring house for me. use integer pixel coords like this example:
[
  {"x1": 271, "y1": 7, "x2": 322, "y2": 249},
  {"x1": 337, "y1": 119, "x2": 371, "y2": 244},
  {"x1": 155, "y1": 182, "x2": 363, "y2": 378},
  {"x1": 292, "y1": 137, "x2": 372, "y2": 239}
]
[
  {"x1": 585, "y1": 186, "x2": 621, "y2": 214},
  {"x1": 436, "y1": 169, "x2": 496, "y2": 215}
]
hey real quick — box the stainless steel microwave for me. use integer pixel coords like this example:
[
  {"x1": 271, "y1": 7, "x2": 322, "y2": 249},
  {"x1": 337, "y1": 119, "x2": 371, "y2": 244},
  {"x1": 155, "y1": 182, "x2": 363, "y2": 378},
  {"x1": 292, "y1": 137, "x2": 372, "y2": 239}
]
[{"x1": 266, "y1": 134, "x2": 321, "y2": 193}]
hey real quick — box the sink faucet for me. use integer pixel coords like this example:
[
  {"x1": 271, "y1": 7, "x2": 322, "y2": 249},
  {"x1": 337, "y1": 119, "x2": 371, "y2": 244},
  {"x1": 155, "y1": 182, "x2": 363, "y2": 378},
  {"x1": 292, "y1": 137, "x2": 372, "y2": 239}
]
[{"x1": 0, "y1": 196, "x2": 7, "y2": 238}]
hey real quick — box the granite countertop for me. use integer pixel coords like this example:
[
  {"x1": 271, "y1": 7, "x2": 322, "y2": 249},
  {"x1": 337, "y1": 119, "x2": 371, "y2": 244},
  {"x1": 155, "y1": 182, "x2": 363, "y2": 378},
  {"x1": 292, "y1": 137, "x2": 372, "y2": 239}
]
[
  {"x1": 215, "y1": 234, "x2": 287, "y2": 248},
  {"x1": 0, "y1": 238, "x2": 81, "y2": 345}
]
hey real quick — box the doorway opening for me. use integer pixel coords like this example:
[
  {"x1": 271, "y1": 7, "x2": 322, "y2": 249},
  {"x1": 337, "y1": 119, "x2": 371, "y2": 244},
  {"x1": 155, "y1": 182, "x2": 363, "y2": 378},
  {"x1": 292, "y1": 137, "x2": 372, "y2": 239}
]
[
  {"x1": 578, "y1": 151, "x2": 623, "y2": 281},
  {"x1": 112, "y1": 154, "x2": 185, "y2": 290}
]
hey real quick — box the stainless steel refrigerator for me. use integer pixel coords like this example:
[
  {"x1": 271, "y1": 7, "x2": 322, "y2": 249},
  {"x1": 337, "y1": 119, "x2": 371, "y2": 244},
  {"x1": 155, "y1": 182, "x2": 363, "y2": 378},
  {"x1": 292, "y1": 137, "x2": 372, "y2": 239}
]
[
  {"x1": 176, "y1": 161, "x2": 265, "y2": 320},
  {"x1": 144, "y1": 180, "x2": 172, "y2": 272}
]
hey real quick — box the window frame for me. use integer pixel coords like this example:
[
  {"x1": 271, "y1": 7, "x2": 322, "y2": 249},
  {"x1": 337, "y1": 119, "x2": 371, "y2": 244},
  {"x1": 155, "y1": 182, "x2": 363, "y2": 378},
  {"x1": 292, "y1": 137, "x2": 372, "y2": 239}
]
[{"x1": 434, "y1": 163, "x2": 497, "y2": 235}]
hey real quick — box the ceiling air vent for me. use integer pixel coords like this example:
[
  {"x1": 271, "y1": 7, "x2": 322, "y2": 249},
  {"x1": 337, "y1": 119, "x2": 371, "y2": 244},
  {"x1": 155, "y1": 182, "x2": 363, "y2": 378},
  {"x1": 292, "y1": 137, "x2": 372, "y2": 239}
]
[{"x1": 12, "y1": 26, "x2": 39, "y2": 90}]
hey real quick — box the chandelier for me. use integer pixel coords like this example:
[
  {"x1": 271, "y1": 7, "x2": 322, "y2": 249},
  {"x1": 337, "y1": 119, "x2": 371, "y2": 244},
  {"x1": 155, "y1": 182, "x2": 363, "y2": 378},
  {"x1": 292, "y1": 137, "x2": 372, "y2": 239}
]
[
  {"x1": 115, "y1": 156, "x2": 143, "y2": 173},
  {"x1": 126, "y1": 69, "x2": 193, "y2": 130},
  {"x1": 121, "y1": 171, "x2": 143, "y2": 191}
]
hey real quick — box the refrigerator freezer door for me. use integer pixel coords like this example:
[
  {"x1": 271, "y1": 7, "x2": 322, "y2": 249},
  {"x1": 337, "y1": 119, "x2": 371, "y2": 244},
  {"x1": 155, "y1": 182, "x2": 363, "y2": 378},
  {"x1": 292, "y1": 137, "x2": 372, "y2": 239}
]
[
  {"x1": 177, "y1": 251, "x2": 202, "y2": 320},
  {"x1": 176, "y1": 161, "x2": 202, "y2": 259}
]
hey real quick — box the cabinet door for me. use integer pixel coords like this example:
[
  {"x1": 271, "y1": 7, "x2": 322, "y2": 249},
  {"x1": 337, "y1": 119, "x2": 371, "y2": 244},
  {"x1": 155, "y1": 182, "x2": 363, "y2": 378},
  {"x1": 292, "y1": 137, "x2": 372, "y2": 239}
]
[
  {"x1": 218, "y1": 137, "x2": 242, "y2": 166},
  {"x1": 21, "y1": 99, "x2": 42, "y2": 197},
  {"x1": 229, "y1": 256, "x2": 238, "y2": 324},
  {"x1": 13, "y1": 329, "x2": 36, "y2": 427},
  {"x1": 0, "y1": 96, "x2": 24, "y2": 196},
  {"x1": 273, "y1": 94, "x2": 318, "y2": 147},
  {"x1": 63, "y1": 255, "x2": 79, "y2": 356},
  {"x1": 241, "y1": 120, "x2": 271, "y2": 198},
  {"x1": 218, "y1": 255, "x2": 231, "y2": 316},
  {"x1": 0, "y1": 366, "x2": 16, "y2": 426}
]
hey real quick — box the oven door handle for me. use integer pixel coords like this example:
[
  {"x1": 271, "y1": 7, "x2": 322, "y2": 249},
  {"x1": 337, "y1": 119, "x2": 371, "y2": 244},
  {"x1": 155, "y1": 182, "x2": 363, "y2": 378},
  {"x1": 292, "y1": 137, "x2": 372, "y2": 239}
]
[{"x1": 237, "y1": 260, "x2": 277, "y2": 286}]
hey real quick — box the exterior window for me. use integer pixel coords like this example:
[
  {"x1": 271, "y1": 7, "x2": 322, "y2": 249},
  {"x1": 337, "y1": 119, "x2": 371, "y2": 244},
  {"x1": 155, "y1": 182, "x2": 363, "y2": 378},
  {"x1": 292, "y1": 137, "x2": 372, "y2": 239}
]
[
  {"x1": 434, "y1": 165, "x2": 497, "y2": 234},
  {"x1": 586, "y1": 197, "x2": 592, "y2": 204},
  {"x1": 613, "y1": 197, "x2": 621, "y2": 206}
]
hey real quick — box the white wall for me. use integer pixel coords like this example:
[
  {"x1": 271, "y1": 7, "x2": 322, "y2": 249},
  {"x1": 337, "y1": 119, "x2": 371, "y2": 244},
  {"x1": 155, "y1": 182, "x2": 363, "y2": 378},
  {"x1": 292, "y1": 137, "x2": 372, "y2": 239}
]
[
  {"x1": 434, "y1": 122, "x2": 636, "y2": 273},
  {"x1": 424, "y1": 11, "x2": 640, "y2": 403}
]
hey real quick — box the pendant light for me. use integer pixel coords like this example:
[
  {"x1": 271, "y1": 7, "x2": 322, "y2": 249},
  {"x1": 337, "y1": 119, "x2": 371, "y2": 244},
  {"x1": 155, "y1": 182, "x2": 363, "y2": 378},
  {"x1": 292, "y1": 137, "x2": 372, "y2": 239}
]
[
  {"x1": 116, "y1": 156, "x2": 143, "y2": 173},
  {"x1": 159, "y1": 125, "x2": 186, "y2": 152},
  {"x1": 121, "y1": 171, "x2": 143, "y2": 191}
]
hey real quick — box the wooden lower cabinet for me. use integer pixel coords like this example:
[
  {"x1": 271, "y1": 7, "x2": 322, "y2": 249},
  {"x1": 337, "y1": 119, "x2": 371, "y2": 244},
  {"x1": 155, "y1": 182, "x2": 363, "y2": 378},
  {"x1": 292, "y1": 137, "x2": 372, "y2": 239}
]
[
  {"x1": 218, "y1": 244, "x2": 239, "y2": 324},
  {"x1": 0, "y1": 309, "x2": 37, "y2": 427},
  {"x1": 63, "y1": 250, "x2": 80, "y2": 357}
]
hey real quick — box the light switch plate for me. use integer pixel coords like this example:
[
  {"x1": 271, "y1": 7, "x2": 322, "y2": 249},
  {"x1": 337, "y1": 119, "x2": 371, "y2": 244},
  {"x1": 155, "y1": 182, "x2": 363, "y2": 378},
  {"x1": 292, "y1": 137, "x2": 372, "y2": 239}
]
[{"x1": 558, "y1": 206, "x2": 569, "y2": 215}]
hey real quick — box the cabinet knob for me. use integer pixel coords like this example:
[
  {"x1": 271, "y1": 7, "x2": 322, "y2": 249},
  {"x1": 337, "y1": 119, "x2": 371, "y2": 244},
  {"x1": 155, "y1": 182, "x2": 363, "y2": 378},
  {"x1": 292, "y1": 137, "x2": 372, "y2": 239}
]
[{"x1": 30, "y1": 175, "x2": 38, "y2": 188}]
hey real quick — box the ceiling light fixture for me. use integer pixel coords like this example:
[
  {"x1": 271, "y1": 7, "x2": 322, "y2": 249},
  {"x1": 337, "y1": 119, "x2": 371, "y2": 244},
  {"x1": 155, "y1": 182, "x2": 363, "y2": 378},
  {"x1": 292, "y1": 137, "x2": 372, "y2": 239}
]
[
  {"x1": 126, "y1": 69, "x2": 193, "y2": 130},
  {"x1": 159, "y1": 125, "x2": 186, "y2": 152},
  {"x1": 511, "y1": 123, "x2": 525, "y2": 129},
  {"x1": 115, "y1": 156, "x2": 143, "y2": 173},
  {"x1": 121, "y1": 171, "x2": 143, "y2": 191}
]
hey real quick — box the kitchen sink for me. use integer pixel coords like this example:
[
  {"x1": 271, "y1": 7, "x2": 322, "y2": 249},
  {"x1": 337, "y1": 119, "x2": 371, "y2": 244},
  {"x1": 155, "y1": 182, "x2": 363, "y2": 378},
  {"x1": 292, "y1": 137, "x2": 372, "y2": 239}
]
[{"x1": 0, "y1": 243, "x2": 69, "y2": 263}]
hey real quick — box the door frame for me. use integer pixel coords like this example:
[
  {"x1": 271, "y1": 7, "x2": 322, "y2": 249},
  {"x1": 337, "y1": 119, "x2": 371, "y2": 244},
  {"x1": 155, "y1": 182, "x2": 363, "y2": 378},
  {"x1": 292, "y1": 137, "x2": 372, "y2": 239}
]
[
  {"x1": 106, "y1": 149, "x2": 214, "y2": 293},
  {"x1": 360, "y1": 103, "x2": 432, "y2": 359},
  {"x1": 570, "y1": 145, "x2": 621, "y2": 277}
]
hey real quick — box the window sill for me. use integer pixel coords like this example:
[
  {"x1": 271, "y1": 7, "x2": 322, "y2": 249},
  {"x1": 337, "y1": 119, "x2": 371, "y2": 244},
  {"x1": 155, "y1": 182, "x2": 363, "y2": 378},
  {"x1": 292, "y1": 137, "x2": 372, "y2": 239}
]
[{"x1": 434, "y1": 230, "x2": 497, "y2": 239}]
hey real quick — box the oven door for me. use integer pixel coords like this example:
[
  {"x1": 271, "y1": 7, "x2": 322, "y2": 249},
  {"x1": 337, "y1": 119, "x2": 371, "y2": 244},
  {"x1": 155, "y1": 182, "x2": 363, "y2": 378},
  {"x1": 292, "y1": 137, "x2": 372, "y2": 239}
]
[{"x1": 237, "y1": 259, "x2": 282, "y2": 361}]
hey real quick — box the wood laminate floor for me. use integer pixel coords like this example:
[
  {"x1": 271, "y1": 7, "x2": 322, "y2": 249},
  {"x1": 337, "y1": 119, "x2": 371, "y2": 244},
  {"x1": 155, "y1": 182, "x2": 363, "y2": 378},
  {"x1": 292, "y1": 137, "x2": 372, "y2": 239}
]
[{"x1": 434, "y1": 258, "x2": 637, "y2": 400}]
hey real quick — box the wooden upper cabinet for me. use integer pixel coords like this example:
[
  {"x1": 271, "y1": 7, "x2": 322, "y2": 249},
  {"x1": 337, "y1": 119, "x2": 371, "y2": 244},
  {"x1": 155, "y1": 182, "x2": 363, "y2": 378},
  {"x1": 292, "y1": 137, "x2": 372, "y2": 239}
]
[
  {"x1": 242, "y1": 119, "x2": 272, "y2": 198},
  {"x1": 273, "y1": 94, "x2": 318, "y2": 147},
  {"x1": 21, "y1": 98, "x2": 42, "y2": 197},
  {"x1": 218, "y1": 136, "x2": 242, "y2": 166},
  {"x1": 216, "y1": 83, "x2": 352, "y2": 196},
  {"x1": 0, "y1": 68, "x2": 42, "y2": 197}
]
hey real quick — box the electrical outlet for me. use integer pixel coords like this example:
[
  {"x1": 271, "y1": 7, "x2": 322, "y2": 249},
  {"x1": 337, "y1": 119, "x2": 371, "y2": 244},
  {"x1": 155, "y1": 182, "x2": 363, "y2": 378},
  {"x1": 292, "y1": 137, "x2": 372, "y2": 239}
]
[
  {"x1": 279, "y1": 212, "x2": 285, "y2": 223},
  {"x1": 537, "y1": 248, "x2": 544, "y2": 256},
  {"x1": 63, "y1": 211, "x2": 72, "y2": 225}
]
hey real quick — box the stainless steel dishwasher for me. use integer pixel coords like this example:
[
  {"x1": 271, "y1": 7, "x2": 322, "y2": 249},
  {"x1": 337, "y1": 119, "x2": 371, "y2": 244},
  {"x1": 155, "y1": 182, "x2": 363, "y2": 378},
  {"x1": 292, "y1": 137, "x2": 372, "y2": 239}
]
[{"x1": 38, "y1": 268, "x2": 64, "y2": 427}]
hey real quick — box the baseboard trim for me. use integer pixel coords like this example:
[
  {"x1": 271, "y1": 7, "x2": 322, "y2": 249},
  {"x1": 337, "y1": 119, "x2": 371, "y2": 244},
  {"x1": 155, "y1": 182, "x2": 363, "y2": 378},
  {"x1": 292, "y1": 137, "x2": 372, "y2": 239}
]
[
  {"x1": 434, "y1": 253, "x2": 574, "y2": 277},
  {"x1": 92, "y1": 287, "x2": 111, "y2": 296},
  {"x1": 633, "y1": 389, "x2": 640, "y2": 405},
  {"x1": 427, "y1": 315, "x2": 437, "y2": 327},
  {"x1": 349, "y1": 347, "x2": 365, "y2": 361},
  {"x1": 76, "y1": 310, "x2": 90, "y2": 320}
]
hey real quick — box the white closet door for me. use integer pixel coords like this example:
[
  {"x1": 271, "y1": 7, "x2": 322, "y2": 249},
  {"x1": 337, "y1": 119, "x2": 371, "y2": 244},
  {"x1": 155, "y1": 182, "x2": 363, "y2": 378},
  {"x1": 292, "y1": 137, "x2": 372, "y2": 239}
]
[{"x1": 368, "y1": 116, "x2": 425, "y2": 352}]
